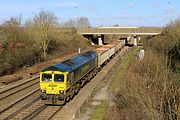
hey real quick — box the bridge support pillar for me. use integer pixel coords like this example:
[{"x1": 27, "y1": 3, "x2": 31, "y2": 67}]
[
  {"x1": 98, "y1": 35, "x2": 103, "y2": 45},
  {"x1": 127, "y1": 36, "x2": 131, "y2": 41},
  {"x1": 138, "y1": 36, "x2": 141, "y2": 41},
  {"x1": 134, "y1": 36, "x2": 137, "y2": 46}
]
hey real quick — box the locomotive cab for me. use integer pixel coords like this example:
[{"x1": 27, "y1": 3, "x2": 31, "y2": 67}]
[{"x1": 40, "y1": 71, "x2": 71, "y2": 103}]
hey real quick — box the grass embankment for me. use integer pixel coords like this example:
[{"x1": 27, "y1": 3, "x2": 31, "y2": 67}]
[
  {"x1": 109, "y1": 47, "x2": 139, "y2": 91},
  {"x1": 90, "y1": 47, "x2": 139, "y2": 120},
  {"x1": 90, "y1": 102, "x2": 108, "y2": 120}
]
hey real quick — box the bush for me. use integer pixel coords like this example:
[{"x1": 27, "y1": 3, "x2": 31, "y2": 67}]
[
  {"x1": 113, "y1": 19, "x2": 180, "y2": 120},
  {"x1": 0, "y1": 17, "x2": 91, "y2": 76},
  {"x1": 0, "y1": 17, "x2": 42, "y2": 75}
]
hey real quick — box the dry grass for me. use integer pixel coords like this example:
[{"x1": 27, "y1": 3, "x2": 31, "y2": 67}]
[
  {"x1": 112, "y1": 49, "x2": 179, "y2": 120},
  {"x1": 111, "y1": 19, "x2": 180, "y2": 120}
]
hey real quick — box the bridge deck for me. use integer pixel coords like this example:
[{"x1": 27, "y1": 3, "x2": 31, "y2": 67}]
[{"x1": 78, "y1": 27, "x2": 163, "y2": 35}]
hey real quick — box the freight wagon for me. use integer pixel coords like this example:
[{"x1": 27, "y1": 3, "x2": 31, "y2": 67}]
[{"x1": 96, "y1": 45, "x2": 115, "y2": 68}]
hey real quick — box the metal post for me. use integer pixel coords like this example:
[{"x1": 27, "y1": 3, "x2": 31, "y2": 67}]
[
  {"x1": 78, "y1": 48, "x2": 81, "y2": 53},
  {"x1": 134, "y1": 36, "x2": 137, "y2": 46},
  {"x1": 98, "y1": 35, "x2": 103, "y2": 45}
]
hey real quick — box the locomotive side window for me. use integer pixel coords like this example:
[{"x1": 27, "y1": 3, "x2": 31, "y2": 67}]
[
  {"x1": 54, "y1": 74, "x2": 64, "y2": 82},
  {"x1": 42, "y1": 74, "x2": 52, "y2": 82}
]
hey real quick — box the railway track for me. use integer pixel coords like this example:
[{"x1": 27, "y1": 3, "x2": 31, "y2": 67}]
[
  {"x1": 2, "y1": 96, "x2": 41, "y2": 120},
  {"x1": 30, "y1": 105, "x2": 63, "y2": 120},
  {"x1": 0, "y1": 75, "x2": 40, "y2": 108},
  {"x1": 0, "y1": 75, "x2": 39, "y2": 96},
  {"x1": 0, "y1": 88, "x2": 40, "y2": 119},
  {"x1": 8, "y1": 100, "x2": 45, "y2": 120},
  {"x1": 0, "y1": 76, "x2": 39, "y2": 100},
  {"x1": 0, "y1": 82, "x2": 39, "y2": 110},
  {"x1": 4, "y1": 100, "x2": 62, "y2": 120}
]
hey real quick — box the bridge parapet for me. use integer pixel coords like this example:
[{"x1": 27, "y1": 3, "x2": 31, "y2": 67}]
[{"x1": 78, "y1": 27, "x2": 163, "y2": 35}]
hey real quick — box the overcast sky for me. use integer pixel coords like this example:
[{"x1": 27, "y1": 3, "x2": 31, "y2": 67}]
[{"x1": 0, "y1": 0, "x2": 179, "y2": 27}]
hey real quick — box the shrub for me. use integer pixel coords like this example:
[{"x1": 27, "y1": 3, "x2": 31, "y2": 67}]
[
  {"x1": 0, "y1": 16, "x2": 91, "y2": 76},
  {"x1": 113, "y1": 19, "x2": 180, "y2": 120},
  {"x1": 0, "y1": 17, "x2": 42, "y2": 75}
]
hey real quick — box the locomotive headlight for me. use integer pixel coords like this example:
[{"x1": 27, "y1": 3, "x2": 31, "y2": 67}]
[
  {"x1": 41, "y1": 90, "x2": 46, "y2": 93},
  {"x1": 60, "y1": 90, "x2": 64, "y2": 94}
]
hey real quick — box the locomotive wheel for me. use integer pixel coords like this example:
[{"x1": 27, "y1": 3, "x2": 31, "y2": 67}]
[
  {"x1": 80, "y1": 80, "x2": 86, "y2": 87},
  {"x1": 85, "y1": 75, "x2": 90, "y2": 82},
  {"x1": 70, "y1": 90, "x2": 75, "y2": 100},
  {"x1": 75, "y1": 86, "x2": 80, "y2": 95},
  {"x1": 93, "y1": 69, "x2": 97, "y2": 77}
]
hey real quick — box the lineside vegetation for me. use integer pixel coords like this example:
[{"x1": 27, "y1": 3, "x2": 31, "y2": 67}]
[
  {"x1": 111, "y1": 19, "x2": 180, "y2": 120},
  {"x1": 0, "y1": 11, "x2": 91, "y2": 76}
]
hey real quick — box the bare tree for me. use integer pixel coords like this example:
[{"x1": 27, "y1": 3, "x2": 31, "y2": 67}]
[
  {"x1": 26, "y1": 10, "x2": 57, "y2": 60},
  {"x1": 76, "y1": 17, "x2": 90, "y2": 28},
  {"x1": 63, "y1": 19, "x2": 76, "y2": 28},
  {"x1": 62, "y1": 16, "x2": 90, "y2": 28}
]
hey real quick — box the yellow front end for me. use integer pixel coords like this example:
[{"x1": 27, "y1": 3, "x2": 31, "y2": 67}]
[{"x1": 39, "y1": 71, "x2": 70, "y2": 104}]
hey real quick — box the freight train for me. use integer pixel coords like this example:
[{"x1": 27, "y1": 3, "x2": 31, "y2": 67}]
[{"x1": 40, "y1": 40, "x2": 125, "y2": 105}]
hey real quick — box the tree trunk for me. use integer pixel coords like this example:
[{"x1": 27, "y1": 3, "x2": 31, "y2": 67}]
[{"x1": 43, "y1": 47, "x2": 47, "y2": 60}]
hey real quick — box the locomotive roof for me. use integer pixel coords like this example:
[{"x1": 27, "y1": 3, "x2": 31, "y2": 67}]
[{"x1": 41, "y1": 50, "x2": 97, "y2": 72}]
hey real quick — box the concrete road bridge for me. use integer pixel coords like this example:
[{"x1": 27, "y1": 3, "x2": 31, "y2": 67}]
[
  {"x1": 78, "y1": 27, "x2": 162, "y2": 35},
  {"x1": 78, "y1": 27, "x2": 163, "y2": 45}
]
